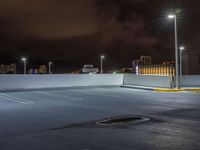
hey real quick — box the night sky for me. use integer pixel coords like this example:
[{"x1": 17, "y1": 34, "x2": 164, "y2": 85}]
[{"x1": 0, "y1": 0, "x2": 200, "y2": 72}]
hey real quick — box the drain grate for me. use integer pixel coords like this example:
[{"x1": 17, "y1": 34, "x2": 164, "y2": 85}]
[{"x1": 96, "y1": 116, "x2": 149, "y2": 125}]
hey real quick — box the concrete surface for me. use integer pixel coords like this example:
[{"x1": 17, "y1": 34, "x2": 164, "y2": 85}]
[
  {"x1": 121, "y1": 85, "x2": 200, "y2": 92},
  {"x1": 123, "y1": 74, "x2": 174, "y2": 88},
  {"x1": 0, "y1": 87, "x2": 200, "y2": 150},
  {"x1": 1, "y1": 74, "x2": 200, "y2": 92},
  {"x1": 181, "y1": 75, "x2": 200, "y2": 87},
  {"x1": 0, "y1": 74, "x2": 124, "y2": 91}
]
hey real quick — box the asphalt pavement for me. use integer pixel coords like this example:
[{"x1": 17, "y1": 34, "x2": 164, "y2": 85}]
[{"x1": 0, "y1": 86, "x2": 199, "y2": 150}]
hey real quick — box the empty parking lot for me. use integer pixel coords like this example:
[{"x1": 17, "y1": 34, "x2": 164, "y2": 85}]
[{"x1": 0, "y1": 87, "x2": 200, "y2": 150}]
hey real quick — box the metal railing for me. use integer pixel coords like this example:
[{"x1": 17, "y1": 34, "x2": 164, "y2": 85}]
[{"x1": 138, "y1": 64, "x2": 175, "y2": 76}]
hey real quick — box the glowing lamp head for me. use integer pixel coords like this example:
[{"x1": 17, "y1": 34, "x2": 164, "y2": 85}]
[
  {"x1": 21, "y1": 57, "x2": 26, "y2": 61},
  {"x1": 49, "y1": 61, "x2": 53, "y2": 65},
  {"x1": 180, "y1": 46, "x2": 185, "y2": 51},
  {"x1": 101, "y1": 55, "x2": 105, "y2": 59},
  {"x1": 168, "y1": 15, "x2": 176, "y2": 19}
]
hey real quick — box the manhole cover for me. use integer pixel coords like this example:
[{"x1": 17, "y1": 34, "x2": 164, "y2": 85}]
[{"x1": 96, "y1": 116, "x2": 149, "y2": 125}]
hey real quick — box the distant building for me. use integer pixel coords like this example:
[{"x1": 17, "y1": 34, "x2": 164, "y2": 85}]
[
  {"x1": 0, "y1": 63, "x2": 16, "y2": 74},
  {"x1": 132, "y1": 56, "x2": 175, "y2": 76},
  {"x1": 133, "y1": 56, "x2": 152, "y2": 66},
  {"x1": 118, "y1": 68, "x2": 133, "y2": 73},
  {"x1": 182, "y1": 52, "x2": 200, "y2": 75},
  {"x1": 133, "y1": 56, "x2": 152, "y2": 74},
  {"x1": 38, "y1": 65, "x2": 47, "y2": 74},
  {"x1": 162, "y1": 61, "x2": 175, "y2": 65},
  {"x1": 28, "y1": 69, "x2": 38, "y2": 74},
  {"x1": 81, "y1": 64, "x2": 98, "y2": 74},
  {"x1": 71, "y1": 69, "x2": 81, "y2": 74}
]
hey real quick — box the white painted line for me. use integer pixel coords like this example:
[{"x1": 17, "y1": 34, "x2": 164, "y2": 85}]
[
  {"x1": 35, "y1": 91, "x2": 83, "y2": 101},
  {"x1": 0, "y1": 93, "x2": 34, "y2": 104}
]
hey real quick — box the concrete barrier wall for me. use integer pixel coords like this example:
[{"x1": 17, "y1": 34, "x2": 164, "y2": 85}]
[
  {"x1": 1, "y1": 74, "x2": 198, "y2": 91},
  {"x1": 0, "y1": 74, "x2": 124, "y2": 91},
  {"x1": 181, "y1": 75, "x2": 200, "y2": 87},
  {"x1": 123, "y1": 74, "x2": 174, "y2": 88}
]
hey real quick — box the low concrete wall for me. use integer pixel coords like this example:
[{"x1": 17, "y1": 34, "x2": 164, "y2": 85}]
[
  {"x1": 1, "y1": 74, "x2": 198, "y2": 91},
  {"x1": 123, "y1": 74, "x2": 174, "y2": 88},
  {"x1": 181, "y1": 75, "x2": 200, "y2": 87},
  {"x1": 0, "y1": 74, "x2": 124, "y2": 91}
]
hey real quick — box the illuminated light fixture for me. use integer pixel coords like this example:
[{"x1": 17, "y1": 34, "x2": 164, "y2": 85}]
[
  {"x1": 101, "y1": 55, "x2": 105, "y2": 59},
  {"x1": 168, "y1": 15, "x2": 175, "y2": 19},
  {"x1": 179, "y1": 46, "x2": 185, "y2": 51},
  {"x1": 21, "y1": 57, "x2": 26, "y2": 61}
]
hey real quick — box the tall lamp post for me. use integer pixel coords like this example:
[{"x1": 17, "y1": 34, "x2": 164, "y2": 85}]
[
  {"x1": 100, "y1": 55, "x2": 105, "y2": 74},
  {"x1": 48, "y1": 61, "x2": 53, "y2": 74},
  {"x1": 21, "y1": 57, "x2": 27, "y2": 74},
  {"x1": 168, "y1": 14, "x2": 179, "y2": 89},
  {"x1": 179, "y1": 46, "x2": 185, "y2": 81}
]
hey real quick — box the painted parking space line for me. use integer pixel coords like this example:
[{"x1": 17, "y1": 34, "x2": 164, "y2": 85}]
[
  {"x1": 0, "y1": 93, "x2": 34, "y2": 104},
  {"x1": 34, "y1": 91, "x2": 83, "y2": 101}
]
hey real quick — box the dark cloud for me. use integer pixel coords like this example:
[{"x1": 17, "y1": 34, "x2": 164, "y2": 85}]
[
  {"x1": 0, "y1": 0, "x2": 158, "y2": 47},
  {"x1": 0, "y1": 0, "x2": 98, "y2": 38},
  {"x1": 1, "y1": 0, "x2": 199, "y2": 70},
  {"x1": 95, "y1": 13, "x2": 158, "y2": 46}
]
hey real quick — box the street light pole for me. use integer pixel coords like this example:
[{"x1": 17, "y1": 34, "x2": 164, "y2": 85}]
[
  {"x1": 21, "y1": 57, "x2": 27, "y2": 74},
  {"x1": 179, "y1": 46, "x2": 185, "y2": 81},
  {"x1": 168, "y1": 14, "x2": 179, "y2": 89},
  {"x1": 48, "y1": 62, "x2": 52, "y2": 74},
  {"x1": 100, "y1": 55, "x2": 105, "y2": 74}
]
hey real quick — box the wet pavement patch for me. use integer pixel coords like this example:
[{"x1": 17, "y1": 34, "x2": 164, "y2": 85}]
[{"x1": 48, "y1": 115, "x2": 150, "y2": 131}]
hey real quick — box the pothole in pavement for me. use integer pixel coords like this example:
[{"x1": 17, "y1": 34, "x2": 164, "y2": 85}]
[
  {"x1": 48, "y1": 115, "x2": 150, "y2": 131},
  {"x1": 96, "y1": 116, "x2": 149, "y2": 126}
]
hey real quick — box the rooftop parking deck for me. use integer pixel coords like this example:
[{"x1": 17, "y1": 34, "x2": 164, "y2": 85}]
[{"x1": 0, "y1": 87, "x2": 200, "y2": 150}]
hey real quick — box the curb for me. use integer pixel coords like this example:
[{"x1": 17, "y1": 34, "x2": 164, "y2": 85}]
[
  {"x1": 121, "y1": 85, "x2": 200, "y2": 93},
  {"x1": 183, "y1": 88, "x2": 200, "y2": 92},
  {"x1": 154, "y1": 88, "x2": 184, "y2": 92}
]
